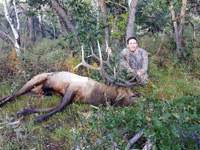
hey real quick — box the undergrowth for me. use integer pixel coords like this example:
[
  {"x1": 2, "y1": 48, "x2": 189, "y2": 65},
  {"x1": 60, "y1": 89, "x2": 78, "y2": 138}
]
[{"x1": 73, "y1": 95, "x2": 199, "y2": 150}]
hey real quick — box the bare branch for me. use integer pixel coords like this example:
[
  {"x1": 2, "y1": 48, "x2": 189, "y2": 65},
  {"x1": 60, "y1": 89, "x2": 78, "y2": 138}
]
[
  {"x1": 0, "y1": 30, "x2": 15, "y2": 46},
  {"x1": 142, "y1": 140, "x2": 153, "y2": 150},
  {"x1": 0, "y1": 120, "x2": 20, "y2": 129},
  {"x1": 125, "y1": 131, "x2": 143, "y2": 150}
]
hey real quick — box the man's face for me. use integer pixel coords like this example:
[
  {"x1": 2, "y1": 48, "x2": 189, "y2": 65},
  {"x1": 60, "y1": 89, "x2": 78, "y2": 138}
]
[{"x1": 127, "y1": 39, "x2": 138, "y2": 53}]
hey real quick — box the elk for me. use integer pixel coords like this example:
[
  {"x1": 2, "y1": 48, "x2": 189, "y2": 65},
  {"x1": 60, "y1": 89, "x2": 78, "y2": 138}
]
[{"x1": 0, "y1": 42, "x2": 141, "y2": 122}]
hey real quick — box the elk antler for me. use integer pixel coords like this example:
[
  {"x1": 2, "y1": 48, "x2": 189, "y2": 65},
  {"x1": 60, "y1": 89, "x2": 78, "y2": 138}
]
[{"x1": 74, "y1": 41, "x2": 141, "y2": 87}]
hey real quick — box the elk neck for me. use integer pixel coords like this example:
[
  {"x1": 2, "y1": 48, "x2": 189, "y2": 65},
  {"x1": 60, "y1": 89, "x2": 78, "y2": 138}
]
[{"x1": 92, "y1": 81, "x2": 120, "y2": 100}]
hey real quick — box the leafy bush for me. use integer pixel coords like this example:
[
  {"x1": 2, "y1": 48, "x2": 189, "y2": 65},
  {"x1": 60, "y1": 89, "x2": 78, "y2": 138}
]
[
  {"x1": 138, "y1": 96, "x2": 200, "y2": 150},
  {"x1": 73, "y1": 95, "x2": 200, "y2": 150},
  {"x1": 64, "y1": 0, "x2": 104, "y2": 48}
]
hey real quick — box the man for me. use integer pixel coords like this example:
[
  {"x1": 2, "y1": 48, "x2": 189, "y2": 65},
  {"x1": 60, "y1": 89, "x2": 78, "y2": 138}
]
[{"x1": 107, "y1": 37, "x2": 148, "y2": 85}]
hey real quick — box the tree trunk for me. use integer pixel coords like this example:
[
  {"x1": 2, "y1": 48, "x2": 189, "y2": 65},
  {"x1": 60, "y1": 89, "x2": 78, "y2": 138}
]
[
  {"x1": 178, "y1": 0, "x2": 187, "y2": 47},
  {"x1": 28, "y1": 15, "x2": 36, "y2": 43},
  {"x1": 3, "y1": 0, "x2": 21, "y2": 56},
  {"x1": 38, "y1": 11, "x2": 46, "y2": 38},
  {"x1": 98, "y1": 0, "x2": 110, "y2": 44},
  {"x1": 58, "y1": 15, "x2": 69, "y2": 37},
  {"x1": 0, "y1": 30, "x2": 14, "y2": 46},
  {"x1": 50, "y1": 0, "x2": 80, "y2": 42},
  {"x1": 126, "y1": 0, "x2": 138, "y2": 41},
  {"x1": 197, "y1": 3, "x2": 200, "y2": 15},
  {"x1": 170, "y1": 0, "x2": 187, "y2": 54},
  {"x1": 170, "y1": 6, "x2": 181, "y2": 51}
]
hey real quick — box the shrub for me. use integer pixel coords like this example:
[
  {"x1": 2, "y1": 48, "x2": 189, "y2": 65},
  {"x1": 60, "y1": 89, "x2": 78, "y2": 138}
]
[
  {"x1": 22, "y1": 38, "x2": 69, "y2": 73},
  {"x1": 73, "y1": 95, "x2": 200, "y2": 150}
]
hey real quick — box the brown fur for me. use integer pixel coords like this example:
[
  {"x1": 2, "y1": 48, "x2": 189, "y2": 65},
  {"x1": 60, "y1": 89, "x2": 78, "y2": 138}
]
[{"x1": 0, "y1": 71, "x2": 140, "y2": 121}]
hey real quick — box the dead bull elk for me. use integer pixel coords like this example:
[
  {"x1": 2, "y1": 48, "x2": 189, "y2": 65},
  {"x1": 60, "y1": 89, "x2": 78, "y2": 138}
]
[{"x1": 0, "y1": 42, "x2": 141, "y2": 122}]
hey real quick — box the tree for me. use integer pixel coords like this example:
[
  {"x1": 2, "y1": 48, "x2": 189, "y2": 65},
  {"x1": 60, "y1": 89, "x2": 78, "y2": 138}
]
[
  {"x1": 170, "y1": 0, "x2": 187, "y2": 54},
  {"x1": 28, "y1": 9, "x2": 36, "y2": 43},
  {"x1": 3, "y1": 0, "x2": 21, "y2": 56},
  {"x1": 126, "y1": 0, "x2": 138, "y2": 41},
  {"x1": 50, "y1": 0, "x2": 80, "y2": 43},
  {"x1": 38, "y1": 9, "x2": 46, "y2": 38}
]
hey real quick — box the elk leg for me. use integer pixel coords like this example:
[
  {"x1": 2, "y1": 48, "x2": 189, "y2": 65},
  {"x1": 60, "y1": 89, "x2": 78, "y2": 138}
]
[
  {"x1": 0, "y1": 94, "x2": 15, "y2": 107},
  {"x1": 0, "y1": 74, "x2": 49, "y2": 107},
  {"x1": 34, "y1": 89, "x2": 77, "y2": 122},
  {"x1": 17, "y1": 102, "x2": 61, "y2": 115}
]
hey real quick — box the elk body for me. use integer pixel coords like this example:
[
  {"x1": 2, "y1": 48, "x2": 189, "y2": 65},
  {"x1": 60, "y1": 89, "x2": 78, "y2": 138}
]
[
  {"x1": 0, "y1": 42, "x2": 141, "y2": 122},
  {"x1": 0, "y1": 71, "x2": 139, "y2": 121}
]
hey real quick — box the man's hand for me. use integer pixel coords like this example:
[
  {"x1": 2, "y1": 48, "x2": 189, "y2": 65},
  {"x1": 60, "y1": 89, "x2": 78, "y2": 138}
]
[{"x1": 106, "y1": 47, "x2": 112, "y2": 57}]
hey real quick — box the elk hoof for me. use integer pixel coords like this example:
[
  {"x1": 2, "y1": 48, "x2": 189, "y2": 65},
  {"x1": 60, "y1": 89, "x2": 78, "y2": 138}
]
[
  {"x1": 17, "y1": 108, "x2": 29, "y2": 115},
  {"x1": 16, "y1": 107, "x2": 34, "y2": 115},
  {"x1": 35, "y1": 116, "x2": 45, "y2": 122}
]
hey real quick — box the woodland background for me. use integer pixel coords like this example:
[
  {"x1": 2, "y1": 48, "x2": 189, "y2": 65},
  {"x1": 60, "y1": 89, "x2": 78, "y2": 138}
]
[{"x1": 0, "y1": 0, "x2": 200, "y2": 149}]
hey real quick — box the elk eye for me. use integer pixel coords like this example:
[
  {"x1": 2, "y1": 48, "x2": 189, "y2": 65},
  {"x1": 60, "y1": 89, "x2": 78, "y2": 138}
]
[{"x1": 131, "y1": 94, "x2": 136, "y2": 97}]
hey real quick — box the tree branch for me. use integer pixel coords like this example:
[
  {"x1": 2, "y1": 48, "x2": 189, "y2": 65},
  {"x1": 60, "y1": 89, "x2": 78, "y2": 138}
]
[
  {"x1": 0, "y1": 30, "x2": 15, "y2": 46},
  {"x1": 125, "y1": 131, "x2": 143, "y2": 150}
]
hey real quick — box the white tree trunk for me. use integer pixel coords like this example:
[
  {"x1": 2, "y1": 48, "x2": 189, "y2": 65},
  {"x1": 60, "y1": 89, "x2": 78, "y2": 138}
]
[{"x1": 3, "y1": 0, "x2": 21, "y2": 56}]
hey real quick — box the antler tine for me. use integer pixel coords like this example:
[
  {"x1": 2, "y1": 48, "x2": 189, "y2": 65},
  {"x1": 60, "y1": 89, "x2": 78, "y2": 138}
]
[
  {"x1": 105, "y1": 40, "x2": 112, "y2": 67},
  {"x1": 112, "y1": 66, "x2": 141, "y2": 87},
  {"x1": 97, "y1": 40, "x2": 103, "y2": 68},
  {"x1": 87, "y1": 47, "x2": 98, "y2": 60},
  {"x1": 96, "y1": 41, "x2": 117, "y2": 84},
  {"x1": 116, "y1": 72, "x2": 140, "y2": 86},
  {"x1": 73, "y1": 45, "x2": 101, "y2": 71},
  {"x1": 116, "y1": 66, "x2": 138, "y2": 82},
  {"x1": 87, "y1": 46, "x2": 111, "y2": 67}
]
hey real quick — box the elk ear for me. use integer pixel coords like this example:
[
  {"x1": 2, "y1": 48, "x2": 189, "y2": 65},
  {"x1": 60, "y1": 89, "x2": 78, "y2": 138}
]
[
  {"x1": 116, "y1": 93, "x2": 125, "y2": 101},
  {"x1": 116, "y1": 87, "x2": 126, "y2": 100},
  {"x1": 127, "y1": 88, "x2": 135, "y2": 96}
]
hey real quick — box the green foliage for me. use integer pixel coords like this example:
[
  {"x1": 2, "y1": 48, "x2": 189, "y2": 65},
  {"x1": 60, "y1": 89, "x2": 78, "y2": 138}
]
[
  {"x1": 27, "y1": 0, "x2": 48, "y2": 7},
  {"x1": 52, "y1": 125, "x2": 73, "y2": 141},
  {"x1": 138, "y1": 96, "x2": 199, "y2": 150},
  {"x1": 73, "y1": 95, "x2": 200, "y2": 149},
  {"x1": 107, "y1": 13, "x2": 128, "y2": 41},
  {"x1": 64, "y1": 0, "x2": 104, "y2": 48},
  {"x1": 137, "y1": 0, "x2": 170, "y2": 34}
]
